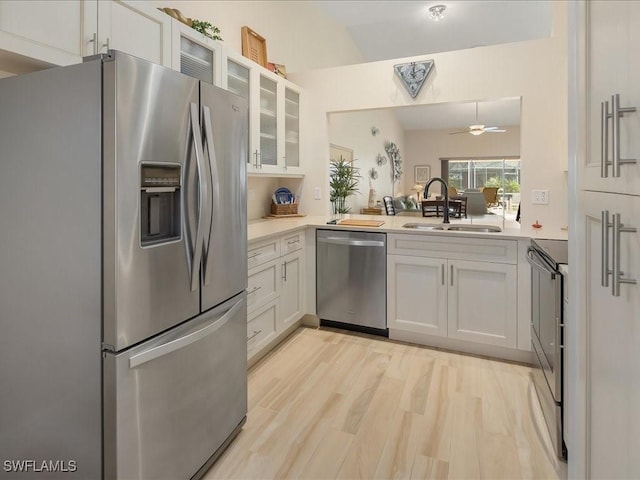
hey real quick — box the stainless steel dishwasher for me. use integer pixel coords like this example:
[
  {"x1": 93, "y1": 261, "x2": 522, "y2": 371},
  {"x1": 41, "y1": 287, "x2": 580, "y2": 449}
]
[{"x1": 316, "y1": 229, "x2": 387, "y2": 336}]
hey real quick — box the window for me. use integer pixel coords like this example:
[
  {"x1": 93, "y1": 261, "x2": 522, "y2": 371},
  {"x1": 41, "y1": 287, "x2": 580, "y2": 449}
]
[{"x1": 441, "y1": 157, "x2": 521, "y2": 218}]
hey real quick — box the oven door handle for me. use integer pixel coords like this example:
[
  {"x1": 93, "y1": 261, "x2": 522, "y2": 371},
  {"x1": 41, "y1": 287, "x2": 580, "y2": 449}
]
[{"x1": 526, "y1": 247, "x2": 557, "y2": 280}]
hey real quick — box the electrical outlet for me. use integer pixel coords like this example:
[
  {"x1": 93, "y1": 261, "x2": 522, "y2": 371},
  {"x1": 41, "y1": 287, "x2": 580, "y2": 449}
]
[
  {"x1": 532, "y1": 189, "x2": 549, "y2": 205},
  {"x1": 313, "y1": 187, "x2": 321, "y2": 200}
]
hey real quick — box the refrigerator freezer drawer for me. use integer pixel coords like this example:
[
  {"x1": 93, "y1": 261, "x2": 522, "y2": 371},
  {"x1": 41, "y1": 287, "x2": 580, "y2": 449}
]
[{"x1": 103, "y1": 293, "x2": 247, "y2": 480}]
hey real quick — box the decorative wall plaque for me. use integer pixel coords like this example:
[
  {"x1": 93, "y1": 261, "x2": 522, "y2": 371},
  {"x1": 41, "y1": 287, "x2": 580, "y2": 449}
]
[{"x1": 394, "y1": 60, "x2": 434, "y2": 98}]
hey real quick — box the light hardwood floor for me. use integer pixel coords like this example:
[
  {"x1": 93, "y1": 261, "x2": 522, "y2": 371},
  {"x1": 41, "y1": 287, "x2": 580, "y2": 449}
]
[{"x1": 204, "y1": 327, "x2": 563, "y2": 480}]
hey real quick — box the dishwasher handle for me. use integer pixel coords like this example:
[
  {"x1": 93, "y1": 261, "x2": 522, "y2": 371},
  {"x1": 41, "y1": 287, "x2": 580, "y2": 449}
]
[{"x1": 317, "y1": 237, "x2": 385, "y2": 248}]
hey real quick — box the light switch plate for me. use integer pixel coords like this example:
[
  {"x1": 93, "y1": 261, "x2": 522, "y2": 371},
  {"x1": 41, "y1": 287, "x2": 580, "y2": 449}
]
[
  {"x1": 532, "y1": 189, "x2": 549, "y2": 205},
  {"x1": 313, "y1": 187, "x2": 321, "y2": 200}
]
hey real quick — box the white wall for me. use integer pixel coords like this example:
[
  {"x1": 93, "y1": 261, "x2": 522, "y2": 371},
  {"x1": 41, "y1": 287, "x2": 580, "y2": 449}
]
[
  {"x1": 404, "y1": 125, "x2": 521, "y2": 192},
  {"x1": 145, "y1": 0, "x2": 364, "y2": 72},
  {"x1": 247, "y1": 176, "x2": 303, "y2": 220},
  {"x1": 290, "y1": 2, "x2": 568, "y2": 232},
  {"x1": 328, "y1": 109, "x2": 405, "y2": 213}
]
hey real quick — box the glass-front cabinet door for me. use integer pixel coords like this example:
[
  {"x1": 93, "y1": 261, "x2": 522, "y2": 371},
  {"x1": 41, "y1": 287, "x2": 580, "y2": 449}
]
[
  {"x1": 284, "y1": 86, "x2": 300, "y2": 171},
  {"x1": 259, "y1": 74, "x2": 278, "y2": 170},
  {"x1": 226, "y1": 58, "x2": 250, "y2": 100},
  {"x1": 170, "y1": 20, "x2": 222, "y2": 86},
  {"x1": 222, "y1": 51, "x2": 258, "y2": 172},
  {"x1": 222, "y1": 51, "x2": 304, "y2": 177}
]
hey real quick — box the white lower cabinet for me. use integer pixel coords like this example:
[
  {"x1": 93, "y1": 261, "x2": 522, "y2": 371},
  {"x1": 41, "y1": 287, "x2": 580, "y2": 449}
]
[
  {"x1": 387, "y1": 233, "x2": 519, "y2": 352},
  {"x1": 447, "y1": 259, "x2": 517, "y2": 347},
  {"x1": 247, "y1": 300, "x2": 278, "y2": 358},
  {"x1": 387, "y1": 255, "x2": 447, "y2": 336},
  {"x1": 246, "y1": 230, "x2": 305, "y2": 363},
  {"x1": 279, "y1": 250, "x2": 304, "y2": 328}
]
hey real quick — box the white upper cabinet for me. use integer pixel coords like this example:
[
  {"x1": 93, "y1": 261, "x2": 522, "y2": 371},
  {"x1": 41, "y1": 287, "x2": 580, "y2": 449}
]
[
  {"x1": 221, "y1": 50, "x2": 303, "y2": 177},
  {"x1": 170, "y1": 18, "x2": 222, "y2": 86},
  {"x1": 97, "y1": 1, "x2": 171, "y2": 67},
  {"x1": 241, "y1": 63, "x2": 304, "y2": 177},
  {"x1": 0, "y1": 0, "x2": 96, "y2": 66},
  {"x1": 0, "y1": 1, "x2": 171, "y2": 68},
  {"x1": 583, "y1": 1, "x2": 640, "y2": 195}
]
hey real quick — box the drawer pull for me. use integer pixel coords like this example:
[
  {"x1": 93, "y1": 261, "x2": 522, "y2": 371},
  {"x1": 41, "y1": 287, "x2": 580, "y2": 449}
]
[
  {"x1": 248, "y1": 251, "x2": 263, "y2": 260},
  {"x1": 247, "y1": 329, "x2": 262, "y2": 341},
  {"x1": 287, "y1": 239, "x2": 300, "y2": 245},
  {"x1": 246, "y1": 285, "x2": 262, "y2": 295}
]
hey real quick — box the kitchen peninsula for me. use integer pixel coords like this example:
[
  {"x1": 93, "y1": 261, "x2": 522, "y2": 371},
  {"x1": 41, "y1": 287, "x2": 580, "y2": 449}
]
[{"x1": 247, "y1": 214, "x2": 567, "y2": 366}]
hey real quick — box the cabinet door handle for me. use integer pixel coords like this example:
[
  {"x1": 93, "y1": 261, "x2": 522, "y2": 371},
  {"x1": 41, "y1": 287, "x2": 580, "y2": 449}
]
[
  {"x1": 450, "y1": 264, "x2": 454, "y2": 286},
  {"x1": 441, "y1": 263, "x2": 445, "y2": 285},
  {"x1": 253, "y1": 150, "x2": 261, "y2": 169},
  {"x1": 612, "y1": 213, "x2": 637, "y2": 297},
  {"x1": 601, "y1": 210, "x2": 611, "y2": 287},
  {"x1": 600, "y1": 101, "x2": 610, "y2": 178},
  {"x1": 103, "y1": 37, "x2": 110, "y2": 53},
  {"x1": 282, "y1": 261, "x2": 287, "y2": 282},
  {"x1": 611, "y1": 93, "x2": 637, "y2": 177},
  {"x1": 89, "y1": 32, "x2": 98, "y2": 55},
  {"x1": 247, "y1": 329, "x2": 262, "y2": 341}
]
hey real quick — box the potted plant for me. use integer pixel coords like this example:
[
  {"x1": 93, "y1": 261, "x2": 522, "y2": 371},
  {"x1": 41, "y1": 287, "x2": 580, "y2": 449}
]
[{"x1": 329, "y1": 156, "x2": 360, "y2": 214}]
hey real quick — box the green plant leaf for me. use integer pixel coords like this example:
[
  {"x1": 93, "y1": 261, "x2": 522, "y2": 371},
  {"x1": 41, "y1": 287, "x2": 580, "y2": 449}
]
[{"x1": 191, "y1": 19, "x2": 223, "y2": 41}]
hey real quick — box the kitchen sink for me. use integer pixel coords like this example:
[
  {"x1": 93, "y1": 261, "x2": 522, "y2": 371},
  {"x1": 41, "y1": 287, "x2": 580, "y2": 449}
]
[
  {"x1": 402, "y1": 223, "x2": 445, "y2": 230},
  {"x1": 445, "y1": 225, "x2": 502, "y2": 232},
  {"x1": 402, "y1": 223, "x2": 501, "y2": 233}
]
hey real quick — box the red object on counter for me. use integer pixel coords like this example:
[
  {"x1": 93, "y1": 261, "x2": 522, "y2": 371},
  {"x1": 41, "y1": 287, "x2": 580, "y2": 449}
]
[{"x1": 532, "y1": 220, "x2": 542, "y2": 229}]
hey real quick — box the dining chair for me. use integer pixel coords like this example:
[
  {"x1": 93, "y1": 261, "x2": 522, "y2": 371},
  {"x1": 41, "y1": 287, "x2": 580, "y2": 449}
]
[
  {"x1": 450, "y1": 195, "x2": 467, "y2": 218},
  {"x1": 382, "y1": 196, "x2": 396, "y2": 215},
  {"x1": 481, "y1": 187, "x2": 499, "y2": 207}
]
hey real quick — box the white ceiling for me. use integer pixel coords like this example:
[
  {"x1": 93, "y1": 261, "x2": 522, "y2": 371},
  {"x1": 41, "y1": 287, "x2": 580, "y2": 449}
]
[
  {"x1": 394, "y1": 97, "x2": 521, "y2": 131},
  {"x1": 311, "y1": 0, "x2": 553, "y2": 62},
  {"x1": 313, "y1": 1, "x2": 549, "y2": 131}
]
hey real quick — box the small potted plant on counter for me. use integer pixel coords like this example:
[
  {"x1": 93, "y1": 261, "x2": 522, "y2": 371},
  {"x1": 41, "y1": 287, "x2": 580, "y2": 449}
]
[{"x1": 329, "y1": 156, "x2": 360, "y2": 214}]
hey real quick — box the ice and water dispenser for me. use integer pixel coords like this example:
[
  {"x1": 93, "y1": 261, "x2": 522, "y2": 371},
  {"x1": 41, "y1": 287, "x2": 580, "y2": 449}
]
[{"x1": 140, "y1": 163, "x2": 181, "y2": 246}]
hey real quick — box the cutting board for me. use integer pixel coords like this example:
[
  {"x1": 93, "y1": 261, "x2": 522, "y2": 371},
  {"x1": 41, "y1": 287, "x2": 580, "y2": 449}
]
[{"x1": 337, "y1": 219, "x2": 385, "y2": 227}]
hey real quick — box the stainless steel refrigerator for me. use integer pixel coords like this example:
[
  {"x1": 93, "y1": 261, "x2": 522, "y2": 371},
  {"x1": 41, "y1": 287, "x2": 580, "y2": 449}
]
[{"x1": 0, "y1": 51, "x2": 248, "y2": 479}]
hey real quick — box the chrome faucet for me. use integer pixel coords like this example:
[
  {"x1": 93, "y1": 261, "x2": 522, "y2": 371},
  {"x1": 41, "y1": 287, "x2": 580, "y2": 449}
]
[{"x1": 423, "y1": 177, "x2": 450, "y2": 224}]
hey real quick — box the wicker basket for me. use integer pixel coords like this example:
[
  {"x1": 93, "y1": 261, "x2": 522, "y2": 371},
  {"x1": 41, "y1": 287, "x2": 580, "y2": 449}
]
[{"x1": 271, "y1": 202, "x2": 298, "y2": 216}]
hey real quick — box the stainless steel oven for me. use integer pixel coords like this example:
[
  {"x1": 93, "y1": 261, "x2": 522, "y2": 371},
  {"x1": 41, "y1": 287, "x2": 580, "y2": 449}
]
[{"x1": 527, "y1": 238, "x2": 568, "y2": 460}]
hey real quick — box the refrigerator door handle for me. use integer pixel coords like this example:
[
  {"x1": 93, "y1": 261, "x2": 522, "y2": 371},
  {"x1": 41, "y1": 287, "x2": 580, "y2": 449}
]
[
  {"x1": 128, "y1": 298, "x2": 244, "y2": 368},
  {"x1": 201, "y1": 104, "x2": 220, "y2": 286},
  {"x1": 188, "y1": 102, "x2": 208, "y2": 291}
]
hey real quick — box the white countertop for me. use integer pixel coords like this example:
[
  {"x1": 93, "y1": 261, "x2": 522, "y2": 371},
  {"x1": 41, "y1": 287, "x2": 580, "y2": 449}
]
[{"x1": 248, "y1": 213, "x2": 568, "y2": 243}]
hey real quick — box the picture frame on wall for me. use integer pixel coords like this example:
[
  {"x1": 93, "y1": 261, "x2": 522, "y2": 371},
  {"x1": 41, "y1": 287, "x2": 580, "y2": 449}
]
[{"x1": 415, "y1": 165, "x2": 431, "y2": 183}]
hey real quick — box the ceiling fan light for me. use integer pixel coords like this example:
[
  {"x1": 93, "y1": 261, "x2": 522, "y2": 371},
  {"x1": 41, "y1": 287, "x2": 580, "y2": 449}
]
[{"x1": 469, "y1": 124, "x2": 484, "y2": 135}]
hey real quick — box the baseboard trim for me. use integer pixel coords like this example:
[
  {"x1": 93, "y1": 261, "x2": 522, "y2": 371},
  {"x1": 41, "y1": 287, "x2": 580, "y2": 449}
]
[{"x1": 389, "y1": 328, "x2": 533, "y2": 364}]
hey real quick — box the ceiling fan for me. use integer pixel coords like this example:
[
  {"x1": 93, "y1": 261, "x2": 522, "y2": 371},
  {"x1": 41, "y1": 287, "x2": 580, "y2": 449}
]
[{"x1": 449, "y1": 102, "x2": 506, "y2": 136}]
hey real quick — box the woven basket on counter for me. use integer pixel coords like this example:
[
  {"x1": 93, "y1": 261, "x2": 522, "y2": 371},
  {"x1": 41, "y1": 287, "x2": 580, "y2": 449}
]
[{"x1": 270, "y1": 202, "x2": 298, "y2": 216}]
